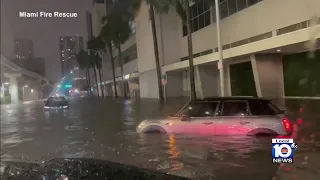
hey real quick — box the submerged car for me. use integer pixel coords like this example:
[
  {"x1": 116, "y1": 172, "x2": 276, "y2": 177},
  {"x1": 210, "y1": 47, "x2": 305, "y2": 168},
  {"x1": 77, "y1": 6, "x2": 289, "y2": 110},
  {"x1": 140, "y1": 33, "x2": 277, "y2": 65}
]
[
  {"x1": 137, "y1": 97, "x2": 291, "y2": 136},
  {"x1": 44, "y1": 96, "x2": 69, "y2": 110}
]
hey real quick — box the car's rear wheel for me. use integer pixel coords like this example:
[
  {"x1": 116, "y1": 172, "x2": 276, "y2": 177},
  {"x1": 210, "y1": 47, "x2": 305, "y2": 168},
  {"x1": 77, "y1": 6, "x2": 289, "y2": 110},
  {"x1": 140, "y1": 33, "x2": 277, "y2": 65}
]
[
  {"x1": 247, "y1": 128, "x2": 278, "y2": 136},
  {"x1": 142, "y1": 125, "x2": 166, "y2": 133}
]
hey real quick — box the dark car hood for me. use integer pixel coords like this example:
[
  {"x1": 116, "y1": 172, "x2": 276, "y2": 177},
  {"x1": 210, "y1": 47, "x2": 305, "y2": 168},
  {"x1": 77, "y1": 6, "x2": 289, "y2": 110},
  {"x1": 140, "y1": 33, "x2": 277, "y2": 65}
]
[{"x1": 1, "y1": 158, "x2": 189, "y2": 180}]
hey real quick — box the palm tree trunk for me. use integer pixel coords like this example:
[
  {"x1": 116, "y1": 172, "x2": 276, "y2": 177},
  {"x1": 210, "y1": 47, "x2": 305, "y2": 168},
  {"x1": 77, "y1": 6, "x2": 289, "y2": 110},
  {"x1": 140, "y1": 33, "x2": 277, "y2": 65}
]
[
  {"x1": 150, "y1": 5, "x2": 164, "y2": 102},
  {"x1": 93, "y1": 67, "x2": 100, "y2": 97},
  {"x1": 108, "y1": 44, "x2": 118, "y2": 98},
  {"x1": 98, "y1": 68, "x2": 105, "y2": 98},
  {"x1": 185, "y1": 3, "x2": 196, "y2": 100},
  {"x1": 117, "y1": 45, "x2": 126, "y2": 98},
  {"x1": 86, "y1": 68, "x2": 91, "y2": 96}
]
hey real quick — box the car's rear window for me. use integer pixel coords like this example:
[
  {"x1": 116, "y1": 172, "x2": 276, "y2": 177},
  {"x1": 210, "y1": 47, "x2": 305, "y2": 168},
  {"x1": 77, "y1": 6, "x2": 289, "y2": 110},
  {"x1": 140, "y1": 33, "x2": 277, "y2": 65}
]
[
  {"x1": 249, "y1": 100, "x2": 283, "y2": 115},
  {"x1": 46, "y1": 97, "x2": 68, "y2": 106}
]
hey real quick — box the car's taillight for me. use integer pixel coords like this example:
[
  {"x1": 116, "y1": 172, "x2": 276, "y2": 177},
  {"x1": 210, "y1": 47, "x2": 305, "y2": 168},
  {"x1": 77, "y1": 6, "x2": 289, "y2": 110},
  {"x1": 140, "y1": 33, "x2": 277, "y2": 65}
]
[{"x1": 282, "y1": 118, "x2": 291, "y2": 132}]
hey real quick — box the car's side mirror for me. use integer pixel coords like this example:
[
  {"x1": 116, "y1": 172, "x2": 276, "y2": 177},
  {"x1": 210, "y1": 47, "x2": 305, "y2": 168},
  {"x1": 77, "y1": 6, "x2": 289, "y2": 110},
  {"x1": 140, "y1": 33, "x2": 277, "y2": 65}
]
[
  {"x1": 181, "y1": 114, "x2": 190, "y2": 121},
  {"x1": 44, "y1": 100, "x2": 46, "y2": 103},
  {"x1": 281, "y1": 109, "x2": 286, "y2": 113}
]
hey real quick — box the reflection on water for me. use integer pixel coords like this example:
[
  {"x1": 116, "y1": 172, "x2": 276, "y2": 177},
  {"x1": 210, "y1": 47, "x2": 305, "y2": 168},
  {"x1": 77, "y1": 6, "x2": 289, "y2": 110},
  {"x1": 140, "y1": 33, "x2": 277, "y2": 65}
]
[{"x1": 1, "y1": 98, "x2": 320, "y2": 179}]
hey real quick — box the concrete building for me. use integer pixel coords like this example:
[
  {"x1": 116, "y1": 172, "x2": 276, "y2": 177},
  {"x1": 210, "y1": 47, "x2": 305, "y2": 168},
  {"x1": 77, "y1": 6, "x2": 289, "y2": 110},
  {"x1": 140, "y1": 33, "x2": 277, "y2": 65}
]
[
  {"x1": 60, "y1": 35, "x2": 84, "y2": 77},
  {"x1": 1, "y1": 2, "x2": 52, "y2": 104},
  {"x1": 14, "y1": 38, "x2": 34, "y2": 60},
  {"x1": 91, "y1": 0, "x2": 320, "y2": 99},
  {"x1": 22, "y1": 57, "x2": 46, "y2": 77}
]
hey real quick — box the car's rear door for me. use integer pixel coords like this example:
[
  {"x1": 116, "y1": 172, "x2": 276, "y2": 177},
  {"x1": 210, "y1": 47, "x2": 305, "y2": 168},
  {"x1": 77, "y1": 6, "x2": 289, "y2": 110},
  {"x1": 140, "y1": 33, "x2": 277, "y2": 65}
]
[
  {"x1": 246, "y1": 100, "x2": 285, "y2": 135},
  {"x1": 214, "y1": 100, "x2": 254, "y2": 135}
]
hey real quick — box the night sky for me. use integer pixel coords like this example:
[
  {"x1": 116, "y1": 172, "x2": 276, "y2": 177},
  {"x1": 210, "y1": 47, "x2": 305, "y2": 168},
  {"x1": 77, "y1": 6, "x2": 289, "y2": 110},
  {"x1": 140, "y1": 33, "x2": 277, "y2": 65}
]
[{"x1": 1, "y1": 0, "x2": 92, "y2": 81}]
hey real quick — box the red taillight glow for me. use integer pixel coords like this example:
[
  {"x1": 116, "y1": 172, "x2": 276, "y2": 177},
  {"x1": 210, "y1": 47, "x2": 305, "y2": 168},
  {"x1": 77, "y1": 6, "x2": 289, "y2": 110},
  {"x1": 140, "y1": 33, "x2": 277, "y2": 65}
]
[{"x1": 282, "y1": 118, "x2": 291, "y2": 132}]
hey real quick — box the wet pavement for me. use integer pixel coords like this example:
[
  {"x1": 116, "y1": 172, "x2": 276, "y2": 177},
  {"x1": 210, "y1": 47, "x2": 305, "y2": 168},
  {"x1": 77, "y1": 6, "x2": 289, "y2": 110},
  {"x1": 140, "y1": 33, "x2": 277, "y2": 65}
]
[{"x1": 1, "y1": 97, "x2": 320, "y2": 179}]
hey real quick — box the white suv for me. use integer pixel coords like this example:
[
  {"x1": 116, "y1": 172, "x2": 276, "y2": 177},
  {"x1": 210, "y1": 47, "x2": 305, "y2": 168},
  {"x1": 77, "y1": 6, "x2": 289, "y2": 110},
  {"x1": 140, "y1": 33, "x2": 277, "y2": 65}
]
[{"x1": 137, "y1": 97, "x2": 291, "y2": 136}]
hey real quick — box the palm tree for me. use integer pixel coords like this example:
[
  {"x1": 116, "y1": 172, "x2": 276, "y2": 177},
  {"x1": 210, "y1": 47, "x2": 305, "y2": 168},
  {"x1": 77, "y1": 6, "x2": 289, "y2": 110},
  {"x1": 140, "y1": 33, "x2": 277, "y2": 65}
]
[
  {"x1": 99, "y1": 24, "x2": 118, "y2": 98},
  {"x1": 174, "y1": 0, "x2": 196, "y2": 100},
  {"x1": 100, "y1": 12, "x2": 132, "y2": 98},
  {"x1": 88, "y1": 52, "x2": 100, "y2": 97},
  {"x1": 87, "y1": 37, "x2": 106, "y2": 98},
  {"x1": 132, "y1": 0, "x2": 173, "y2": 102},
  {"x1": 76, "y1": 49, "x2": 91, "y2": 95}
]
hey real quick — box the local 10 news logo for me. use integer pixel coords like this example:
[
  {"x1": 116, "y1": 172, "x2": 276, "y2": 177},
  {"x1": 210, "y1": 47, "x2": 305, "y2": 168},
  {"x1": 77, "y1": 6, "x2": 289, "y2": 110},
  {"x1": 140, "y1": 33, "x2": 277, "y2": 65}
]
[{"x1": 272, "y1": 138, "x2": 298, "y2": 164}]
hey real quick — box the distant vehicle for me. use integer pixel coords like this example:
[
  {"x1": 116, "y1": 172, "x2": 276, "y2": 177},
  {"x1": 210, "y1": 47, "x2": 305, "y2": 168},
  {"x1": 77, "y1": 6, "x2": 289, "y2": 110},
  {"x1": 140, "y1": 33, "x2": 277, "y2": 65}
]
[
  {"x1": 44, "y1": 96, "x2": 69, "y2": 110},
  {"x1": 137, "y1": 97, "x2": 291, "y2": 136}
]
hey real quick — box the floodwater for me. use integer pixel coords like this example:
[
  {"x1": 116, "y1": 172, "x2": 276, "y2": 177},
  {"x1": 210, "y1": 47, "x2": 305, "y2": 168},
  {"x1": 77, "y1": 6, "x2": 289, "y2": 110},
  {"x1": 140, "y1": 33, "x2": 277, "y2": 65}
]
[{"x1": 1, "y1": 97, "x2": 320, "y2": 179}]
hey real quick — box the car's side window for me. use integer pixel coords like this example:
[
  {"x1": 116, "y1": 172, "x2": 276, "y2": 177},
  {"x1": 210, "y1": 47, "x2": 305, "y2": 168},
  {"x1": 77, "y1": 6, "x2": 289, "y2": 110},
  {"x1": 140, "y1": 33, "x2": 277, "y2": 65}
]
[
  {"x1": 249, "y1": 100, "x2": 282, "y2": 115},
  {"x1": 182, "y1": 101, "x2": 219, "y2": 117},
  {"x1": 221, "y1": 101, "x2": 249, "y2": 116}
]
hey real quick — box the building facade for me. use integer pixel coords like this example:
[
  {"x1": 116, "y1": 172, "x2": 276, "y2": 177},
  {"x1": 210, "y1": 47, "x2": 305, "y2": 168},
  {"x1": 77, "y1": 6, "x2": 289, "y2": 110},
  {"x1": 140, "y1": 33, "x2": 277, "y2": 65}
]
[
  {"x1": 92, "y1": 0, "x2": 320, "y2": 99},
  {"x1": 14, "y1": 38, "x2": 33, "y2": 60},
  {"x1": 59, "y1": 35, "x2": 84, "y2": 77}
]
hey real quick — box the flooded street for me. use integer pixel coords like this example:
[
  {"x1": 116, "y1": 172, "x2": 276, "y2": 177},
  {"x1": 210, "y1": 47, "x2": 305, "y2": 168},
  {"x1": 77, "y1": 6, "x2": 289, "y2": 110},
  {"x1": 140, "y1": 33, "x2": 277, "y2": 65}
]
[{"x1": 1, "y1": 97, "x2": 320, "y2": 179}]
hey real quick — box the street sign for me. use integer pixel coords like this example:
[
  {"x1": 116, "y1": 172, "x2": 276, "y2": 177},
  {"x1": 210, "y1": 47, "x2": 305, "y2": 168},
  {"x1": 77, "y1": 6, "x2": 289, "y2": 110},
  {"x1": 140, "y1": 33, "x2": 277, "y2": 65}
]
[
  {"x1": 218, "y1": 61, "x2": 222, "y2": 69},
  {"x1": 161, "y1": 74, "x2": 167, "y2": 85},
  {"x1": 162, "y1": 79, "x2": 167, "y2": 85}
]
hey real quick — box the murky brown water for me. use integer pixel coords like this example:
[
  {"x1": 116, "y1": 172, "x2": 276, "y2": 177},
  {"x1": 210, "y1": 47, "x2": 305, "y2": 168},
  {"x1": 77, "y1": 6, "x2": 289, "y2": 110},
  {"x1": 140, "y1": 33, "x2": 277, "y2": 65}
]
[{"x1": 1, "y1": 97, "x2": 320, "y2": 179}]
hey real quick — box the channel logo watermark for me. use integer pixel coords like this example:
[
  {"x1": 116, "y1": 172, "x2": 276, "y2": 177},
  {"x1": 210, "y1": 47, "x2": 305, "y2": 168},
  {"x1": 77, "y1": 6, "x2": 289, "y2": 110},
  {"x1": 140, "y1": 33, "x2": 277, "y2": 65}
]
[{"x1": 272, "y1": 138, "x2": 298, "y2": 164}]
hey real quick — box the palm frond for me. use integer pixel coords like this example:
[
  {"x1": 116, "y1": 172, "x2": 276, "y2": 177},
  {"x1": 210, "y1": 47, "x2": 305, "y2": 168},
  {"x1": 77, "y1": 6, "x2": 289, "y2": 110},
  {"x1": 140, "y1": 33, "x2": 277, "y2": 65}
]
[{"x1": 76, "y1": 50, "x2": 90, "y2": 69}]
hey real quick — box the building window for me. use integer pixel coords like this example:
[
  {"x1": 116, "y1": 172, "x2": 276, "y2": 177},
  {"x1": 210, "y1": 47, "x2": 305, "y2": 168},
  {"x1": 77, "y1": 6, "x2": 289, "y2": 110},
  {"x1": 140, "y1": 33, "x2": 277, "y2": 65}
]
[
  {"x1": 214, "y1": 0, "x2": 263, "y2": 20},
  {"x1": 219, "y1": 0, "x2": 229, "y2": 19},
  {"x1": 182, "y1": 0, "x2": 211, "y2": 36},
  {"x1": 248, "y1": 0, "x2": 259, "y2": 6},
  {"x1": 228, "y1": 0, "x2": 237, "y2": 15},
  {"x1": 129, "y1": 19, "x2": 136, "y2": 34},
  {"x1": 114, "y1": 44, "x2": 137, "y2": 66}
]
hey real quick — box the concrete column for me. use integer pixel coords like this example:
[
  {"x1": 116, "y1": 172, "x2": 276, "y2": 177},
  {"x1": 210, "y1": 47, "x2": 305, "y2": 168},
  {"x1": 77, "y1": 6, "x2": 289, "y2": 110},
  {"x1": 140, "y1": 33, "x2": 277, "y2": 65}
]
[
  {"x1": 194, "y1": 66, "x2": 203, "y2": 98},
  {"x1": 224, "y1": 64, "x2": 231, "y2": 96},
  {"x1": 23, "y1": 87, "x2": 38, "y2": 101},
  {"x1": 128, "y1": 78, "x2": 139, "y2": 97},
  {"x1": 106, "y1": 84, "x2": 113, "y2": 97},
  {"x1": 196, "y1": 64, "x2": 220, "y2": 98},
  {"x1": 139, "y1": 70, "x2": 159, "y2": 98},
  {"x1": 165, "y1": 71, "x2": 183, "y2": 98},
  {"x1": 251, "y1": 54, "x2": 285, "y2": 98},
  {"x1": 5, "y1": 73, "x2": 21, "y2": 104}
]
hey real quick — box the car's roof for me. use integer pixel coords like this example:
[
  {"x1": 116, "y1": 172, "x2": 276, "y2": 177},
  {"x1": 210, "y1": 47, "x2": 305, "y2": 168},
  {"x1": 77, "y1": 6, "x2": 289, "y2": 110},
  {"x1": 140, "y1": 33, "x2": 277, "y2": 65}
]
[{"x1": 193, "y1": 96, "x2": 271, "y2": 102}]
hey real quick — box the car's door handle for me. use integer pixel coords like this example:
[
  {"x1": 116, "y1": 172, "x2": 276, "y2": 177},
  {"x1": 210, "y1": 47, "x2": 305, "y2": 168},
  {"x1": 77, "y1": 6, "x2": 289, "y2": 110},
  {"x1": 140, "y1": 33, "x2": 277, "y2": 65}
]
[
  {"x1": 240, "y1": 121, "x2": 250, "y2": 125},
  {"x1": 203, "y1": 122, "x2": 213, "y2": 125}
]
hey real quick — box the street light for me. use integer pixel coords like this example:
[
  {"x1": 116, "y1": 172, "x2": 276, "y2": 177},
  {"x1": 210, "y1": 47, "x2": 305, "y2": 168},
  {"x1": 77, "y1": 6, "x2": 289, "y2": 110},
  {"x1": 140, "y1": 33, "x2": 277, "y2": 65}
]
[
  {"x1": 3, "y1": 82, "x2": 9, "y2": 85},
  {"x1": 215, "y1": 0, "x2": 225, "y2": 97},
  {"x1": 31, "y1": 89, "x2": 34, "y2": 93}
]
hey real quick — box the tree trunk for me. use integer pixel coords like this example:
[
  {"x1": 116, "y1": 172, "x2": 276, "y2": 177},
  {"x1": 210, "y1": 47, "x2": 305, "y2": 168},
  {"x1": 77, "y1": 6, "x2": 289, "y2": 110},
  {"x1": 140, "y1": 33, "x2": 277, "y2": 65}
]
[
  {"x1": 108, "y1": 44, "x2": 118, "y2": 98},
  {"x1": 86, "y1": 68, "x2": 91, "y2": 96},
  {"x1": 118, "y1": 45, "x2": 126, "y2": 98},
  {"x1": 150, "y1": 5, "x2": 164, "y2": 102},
  {"x1": 185, "y1": 3, "x2": 196, "y2": 100},
  {"x1": 98, "y1": 68, "x2": 105, "y2": 98},
  {"x1": 93, "y1": 67, "x2": 100, "y2": 97}
]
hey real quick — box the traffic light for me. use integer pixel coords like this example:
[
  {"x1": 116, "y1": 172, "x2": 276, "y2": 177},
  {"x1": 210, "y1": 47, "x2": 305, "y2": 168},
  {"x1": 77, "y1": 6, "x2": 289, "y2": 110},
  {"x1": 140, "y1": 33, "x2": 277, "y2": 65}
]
[{"x1": 65, "y1": 84, "x2": 72, "y2": 88}]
